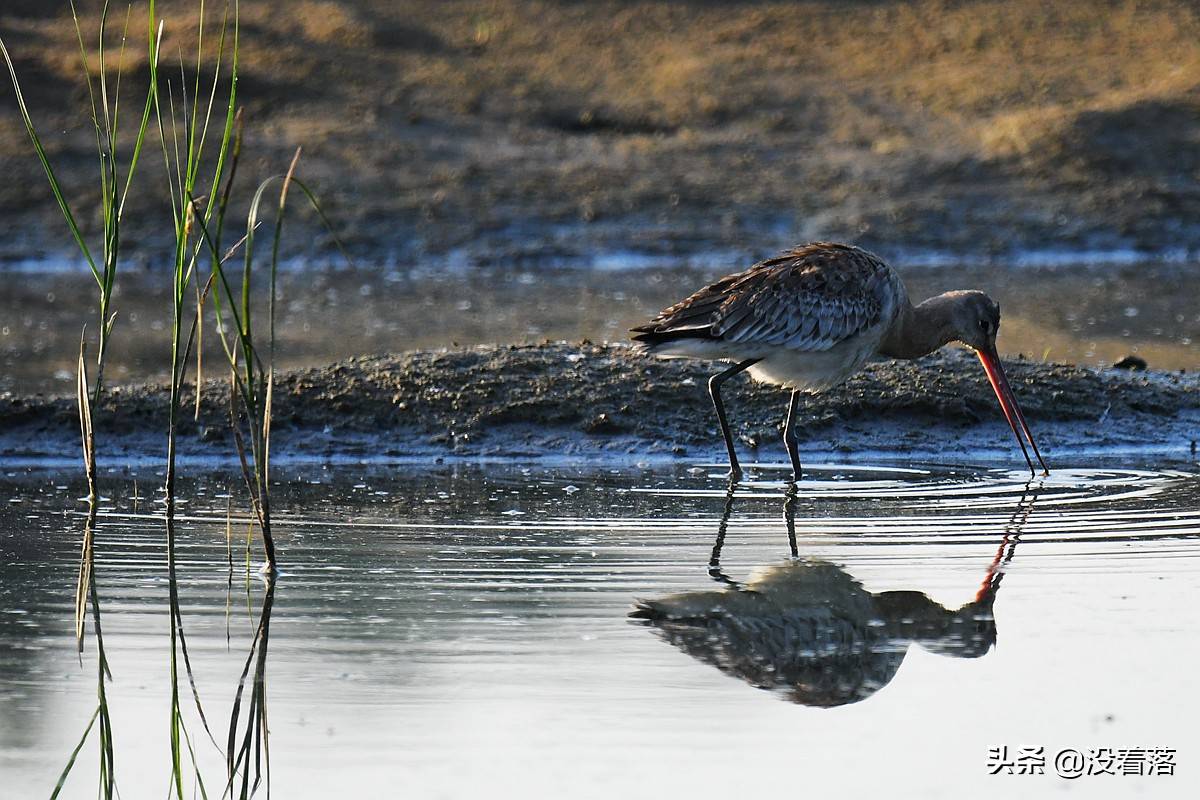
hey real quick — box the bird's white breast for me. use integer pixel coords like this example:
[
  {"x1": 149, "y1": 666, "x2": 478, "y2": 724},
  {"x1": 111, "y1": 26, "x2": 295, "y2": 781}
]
[
  {"x1": 746, "y1": 328, "x2": 883, "y2": 391},
  {"x1": 643, "y1": 321, "x2": 887, "y2": 392}
]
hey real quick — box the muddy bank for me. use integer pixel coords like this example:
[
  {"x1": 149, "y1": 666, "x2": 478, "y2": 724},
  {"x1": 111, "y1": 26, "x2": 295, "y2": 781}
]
[{"x1": 2, "y1": 343, "x2": 1197, "y2": 465}]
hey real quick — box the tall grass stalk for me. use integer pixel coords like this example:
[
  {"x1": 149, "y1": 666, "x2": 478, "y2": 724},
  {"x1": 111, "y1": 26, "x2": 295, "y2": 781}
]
[
  {"x1": 3, "y1": 5, "x2": 159, "y2": 798},
  {"x1": 150, "y1": 3, "x2": 242, "y2": 795},
  {"x1": 193, "y1": 147, "x2": 342, "y2": 573},
  {"x1": 157, "y1": 0, "x2": 240, "y2": 511},
  {"x1": 2, "y1": 1, "x2": 158, "y2": 504},
  {"x1": 2, "y1": 2, "x2": 159, "y2": 655}
]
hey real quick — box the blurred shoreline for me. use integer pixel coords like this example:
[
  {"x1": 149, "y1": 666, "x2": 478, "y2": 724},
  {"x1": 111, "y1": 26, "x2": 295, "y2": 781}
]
[{"x1": 8, "y1": 2, "x2": 1200, "y2": 267}]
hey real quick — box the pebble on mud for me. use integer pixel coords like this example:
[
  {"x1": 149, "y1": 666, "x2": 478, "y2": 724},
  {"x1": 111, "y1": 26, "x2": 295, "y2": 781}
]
[{"x1": 1112, "y1": 355, "x2": 1148, "y2": 371}]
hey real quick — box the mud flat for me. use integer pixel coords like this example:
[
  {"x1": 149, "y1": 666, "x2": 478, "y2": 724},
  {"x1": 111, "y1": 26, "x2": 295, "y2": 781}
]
[{"x1": 1, "y1": 343, "x2": 1196, "y2": 467}]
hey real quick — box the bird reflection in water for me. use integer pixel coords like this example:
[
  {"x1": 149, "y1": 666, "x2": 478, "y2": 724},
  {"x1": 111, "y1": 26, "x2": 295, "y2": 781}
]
[{"x1": 631, "y1": 485, "x2": 1036, "y2": 707}]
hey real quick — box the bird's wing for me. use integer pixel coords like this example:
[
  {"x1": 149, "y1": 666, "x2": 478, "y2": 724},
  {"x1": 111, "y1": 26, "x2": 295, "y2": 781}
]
[
  {"x1": 634, "y1": 243, "x2": 901, "y2": 352},
  {"x1": 631, "y1": 272, "x2": 744, "y2": 335}
]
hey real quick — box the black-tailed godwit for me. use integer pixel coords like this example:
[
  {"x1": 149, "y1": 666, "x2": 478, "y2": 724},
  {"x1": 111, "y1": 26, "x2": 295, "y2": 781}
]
[{"x1": 631, "y1": 241, "x2": 1048, "y2": 479}]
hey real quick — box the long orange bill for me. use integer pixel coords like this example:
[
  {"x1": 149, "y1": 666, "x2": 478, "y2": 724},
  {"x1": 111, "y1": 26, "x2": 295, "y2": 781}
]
[{"x1": 976, "y1": 346, "x2": 1050, "y2": 477}]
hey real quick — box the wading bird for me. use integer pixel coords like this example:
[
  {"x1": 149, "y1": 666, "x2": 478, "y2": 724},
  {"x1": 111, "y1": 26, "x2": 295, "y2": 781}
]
[{"x1": 631, "y1": 242, "x2": 1048, "y2": 480}]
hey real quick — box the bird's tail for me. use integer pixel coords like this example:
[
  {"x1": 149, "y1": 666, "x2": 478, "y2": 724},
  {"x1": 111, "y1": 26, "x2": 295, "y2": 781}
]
[
  {"x1": 629, "y1": 598, "x2": 676, "y2": 621},
  {"x1": 629, "y1": 326, "x2": 715, "y2": 353}
]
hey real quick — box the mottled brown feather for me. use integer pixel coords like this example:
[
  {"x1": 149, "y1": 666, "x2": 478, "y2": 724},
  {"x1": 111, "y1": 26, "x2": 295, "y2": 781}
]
[{"x1": 631, "y1": 242, "x2": 901, "y2": 352}]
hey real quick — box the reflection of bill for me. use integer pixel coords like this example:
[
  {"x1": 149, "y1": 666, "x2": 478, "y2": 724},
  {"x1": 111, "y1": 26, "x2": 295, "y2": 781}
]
[{"x1": 630, "y1": 485, "x2": 1034, "y2": 707}]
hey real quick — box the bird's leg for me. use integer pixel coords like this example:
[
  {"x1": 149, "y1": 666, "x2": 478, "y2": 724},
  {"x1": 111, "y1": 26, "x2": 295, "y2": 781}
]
[
  {"x1": 783, "y1": 482, "x2": 799, "y2": 558},
  {"x1": 708, "y1": 358, "x2": 760, "y2": 480},
  {"x1": 782, "y1": 388, "x2": 803, "y2": 482},
  {"x1": 708, "y1": 481, "x2": 740, "y2": 587}
]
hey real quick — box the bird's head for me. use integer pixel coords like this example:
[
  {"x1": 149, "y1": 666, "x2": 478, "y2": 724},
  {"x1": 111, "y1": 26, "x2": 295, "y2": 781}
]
[
  {"x1": 945, "y1": 290, "x2": 1002, "y2": 353},
  {"x1": 942, "y1": 290, "x2": 1049, "y2": 477}
]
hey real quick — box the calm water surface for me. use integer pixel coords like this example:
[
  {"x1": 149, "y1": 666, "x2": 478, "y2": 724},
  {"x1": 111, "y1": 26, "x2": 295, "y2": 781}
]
[{"x1": 2, "y1": 461, "x2": 1199, "y2": 798}]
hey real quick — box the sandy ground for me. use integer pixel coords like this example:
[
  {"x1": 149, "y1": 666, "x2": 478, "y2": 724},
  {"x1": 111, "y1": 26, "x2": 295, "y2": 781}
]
[
  {"x1": 6, "y1": 1, "x2": 1200, "y2": 264},
  {"x1": 2, "y1": 343, "x2": 1196, "y2": 466}
]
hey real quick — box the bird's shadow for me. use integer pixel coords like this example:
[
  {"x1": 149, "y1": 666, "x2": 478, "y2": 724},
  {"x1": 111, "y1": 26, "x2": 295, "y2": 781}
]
[{"x1": 630, "y1": 482, "x2": 1038, "y2": 707}]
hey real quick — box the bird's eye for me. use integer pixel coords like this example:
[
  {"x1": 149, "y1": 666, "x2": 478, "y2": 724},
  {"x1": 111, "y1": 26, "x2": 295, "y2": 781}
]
[{"x1": 979, "y1": 320, "x2": 992, "y2": 335}]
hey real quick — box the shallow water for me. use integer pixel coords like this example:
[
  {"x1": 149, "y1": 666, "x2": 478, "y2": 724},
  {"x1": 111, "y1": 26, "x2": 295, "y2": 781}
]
[{"x1": 2, "y1": 460, "x2": 1199, "y2": 798}]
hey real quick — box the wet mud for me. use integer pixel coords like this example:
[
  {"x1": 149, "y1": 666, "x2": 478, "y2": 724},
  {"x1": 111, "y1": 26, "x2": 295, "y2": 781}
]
[{"x1": 2, "y1": 343, "x2": 1196, "y2": 464}]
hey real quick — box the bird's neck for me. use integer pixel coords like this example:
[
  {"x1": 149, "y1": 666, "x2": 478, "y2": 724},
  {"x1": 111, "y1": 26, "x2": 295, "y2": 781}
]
[
  {"x1": 874, "y1": 590, "x2": 956, "y2": 631},
  {"x1": 874, "y1": 590, "x2": 995, "y2": 652},
  {"x1": 878, "y1": 294, "x2": 958, "y2": 360}
]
